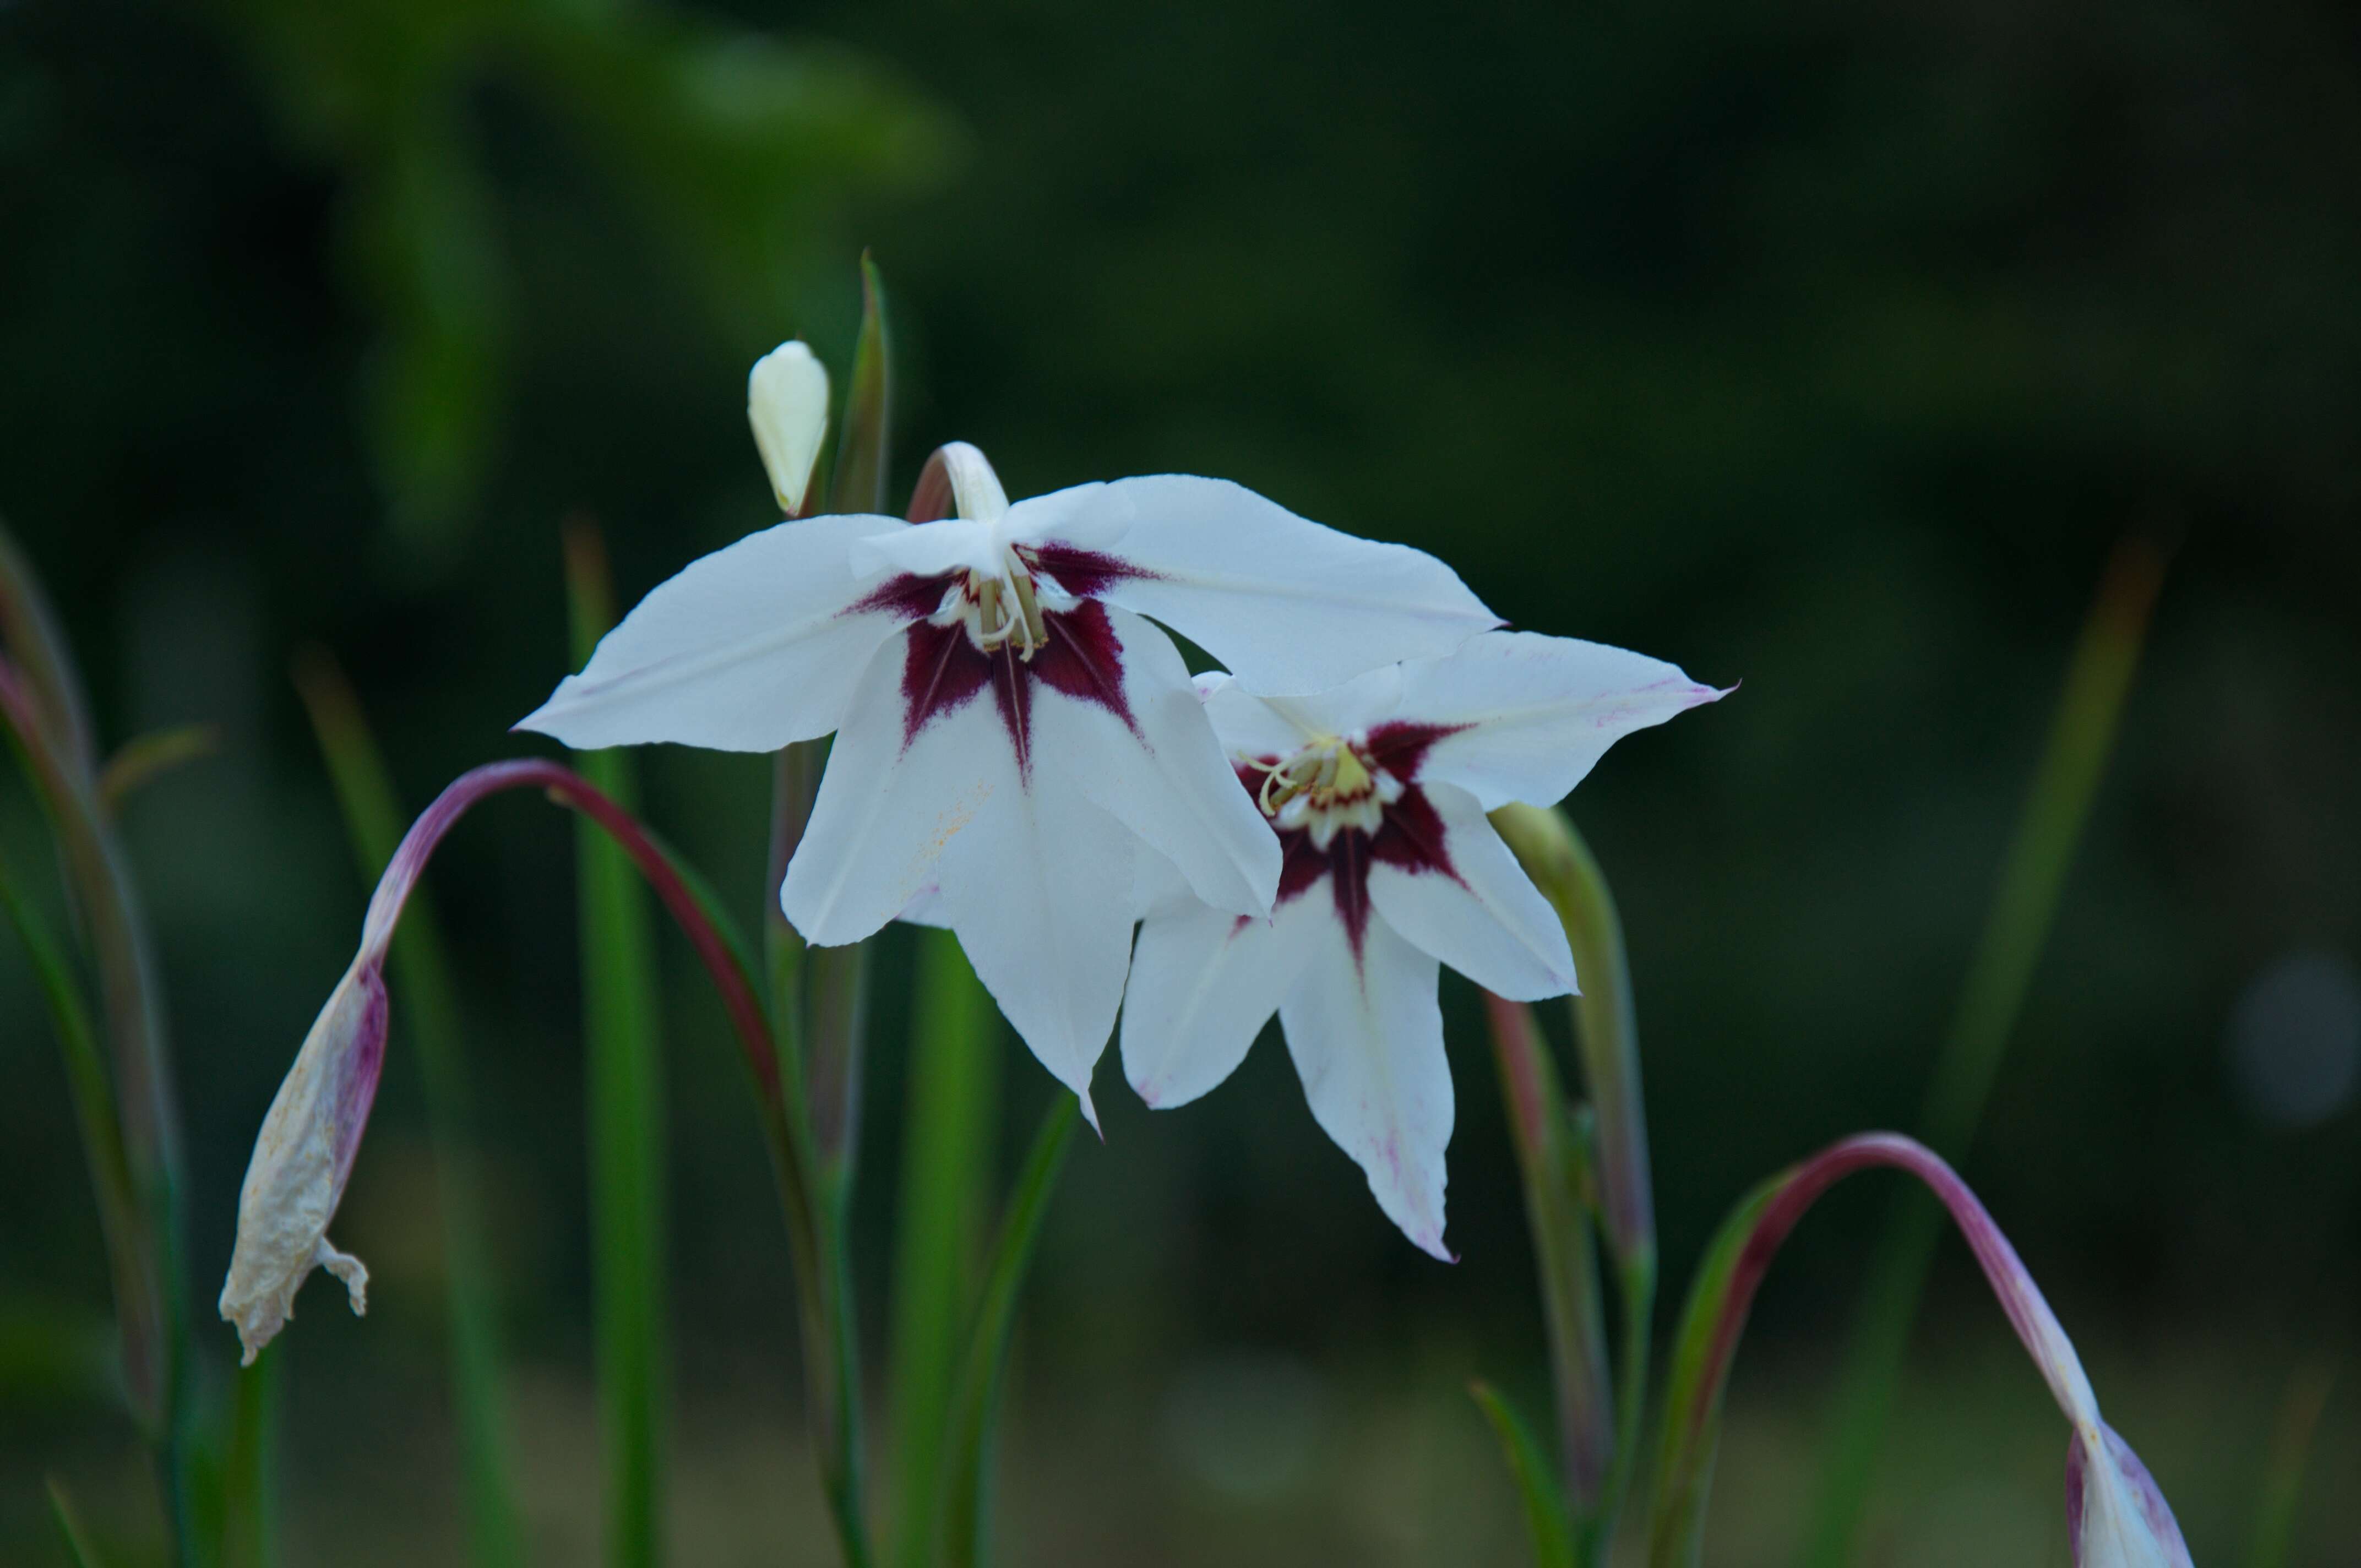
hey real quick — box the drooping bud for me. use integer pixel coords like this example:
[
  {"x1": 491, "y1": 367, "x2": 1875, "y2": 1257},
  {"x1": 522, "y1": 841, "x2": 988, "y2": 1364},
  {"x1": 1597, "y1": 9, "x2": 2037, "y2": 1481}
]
[
  {"x1": 2068, "y1": 1422, "x2": 2195, "y2": 1568},
  {"x1": 218, "y1": 956, "x2": 388, "y2": 1363},
  {"x1": 1651, "y1": 1133, "x2": 2193, "y2": 1567},
  {"x1": 748, "y1": 340, "x2": 831, "y2": 516}
]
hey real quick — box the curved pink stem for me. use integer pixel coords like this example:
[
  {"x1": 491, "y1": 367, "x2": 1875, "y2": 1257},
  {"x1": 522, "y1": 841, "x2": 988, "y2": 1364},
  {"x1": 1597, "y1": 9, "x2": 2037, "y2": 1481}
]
[
  {"x1": 1692, "y1": 1133, "x2": 2095, "y2": 1441},
  {"x1": 368, "y1": 759, "x2": 780, "y2": 1102}
]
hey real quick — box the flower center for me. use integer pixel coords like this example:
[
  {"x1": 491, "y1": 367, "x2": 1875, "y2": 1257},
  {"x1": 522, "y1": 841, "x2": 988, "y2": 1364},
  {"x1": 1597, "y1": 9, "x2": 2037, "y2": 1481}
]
[
  {"x1": 942, "y1": 549, "x2": 1051, "y2": 661},
  {"x1": 1253, "y1": 735, "x2": 1405, "y2": 849}
]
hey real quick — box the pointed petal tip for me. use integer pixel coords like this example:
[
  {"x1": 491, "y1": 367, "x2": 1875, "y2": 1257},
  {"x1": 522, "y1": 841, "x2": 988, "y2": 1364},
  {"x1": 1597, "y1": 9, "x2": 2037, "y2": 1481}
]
[{"x1": 1078, "y1": 1088, "x2": 1104, "y2": 1138}]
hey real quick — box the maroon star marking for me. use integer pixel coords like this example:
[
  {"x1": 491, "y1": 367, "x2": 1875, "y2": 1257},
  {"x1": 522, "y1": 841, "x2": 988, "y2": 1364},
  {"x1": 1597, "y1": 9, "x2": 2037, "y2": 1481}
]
[
  {"x1": 847, "y1": 568, "x2": 1142, "y2": 778},
  {"x1": 1252, "y1": 721, "x2": 1470, "y2": 962}
]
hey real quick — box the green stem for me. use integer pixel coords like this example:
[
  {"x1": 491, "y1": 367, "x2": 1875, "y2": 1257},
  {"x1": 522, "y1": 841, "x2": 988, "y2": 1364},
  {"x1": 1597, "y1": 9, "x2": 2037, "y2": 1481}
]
[
  {"x1": 942, "y1": 1097, "x2": 1080, "y2": 1568},
  {"x1": 888, "y1": 930, "x2": 1000, "y2": 1568},
  {"x1": 564, "y1": 523, "x2": 672, "y2": 1568}
]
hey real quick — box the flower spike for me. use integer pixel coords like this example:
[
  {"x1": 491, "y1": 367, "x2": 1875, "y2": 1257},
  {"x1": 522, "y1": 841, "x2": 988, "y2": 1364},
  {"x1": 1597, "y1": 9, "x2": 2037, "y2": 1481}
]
[{"x1": 524, "y1": 400, "x2": 1499, "y2": 1117}]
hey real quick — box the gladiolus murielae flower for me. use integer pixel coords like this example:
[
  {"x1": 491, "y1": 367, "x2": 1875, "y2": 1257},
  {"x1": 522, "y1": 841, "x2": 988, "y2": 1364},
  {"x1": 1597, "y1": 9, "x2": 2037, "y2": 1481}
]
[
  {"x1": 1120, "y1": 631, "x2": 1725, "y2": 1255},
  {"x1": 1655, "y1": 1133, "x2": 2192, "y2": 1567},
  {"x1": 521, "y1": 435, "x2": 1498, "y2": 1121}
]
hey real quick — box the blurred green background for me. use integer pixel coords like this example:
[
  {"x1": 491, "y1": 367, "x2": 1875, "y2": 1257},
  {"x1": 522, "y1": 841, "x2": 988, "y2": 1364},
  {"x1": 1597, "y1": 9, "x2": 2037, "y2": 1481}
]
[{"x1": 3, "y1": 0, "x2": 2357, "y2": 1560}]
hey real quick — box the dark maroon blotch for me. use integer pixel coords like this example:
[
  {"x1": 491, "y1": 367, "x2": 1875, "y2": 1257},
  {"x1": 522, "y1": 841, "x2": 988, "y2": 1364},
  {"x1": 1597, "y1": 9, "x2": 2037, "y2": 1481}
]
[
  {"x1": 1019, "y1": 543, "x2": 1150, "y2": 600},
  {"x1": 894, "y1": 600, "x2": 1139, "y2": 778},
  {"x1": 1360, "y1": 721, "x2": 1468, "y2": 785}
]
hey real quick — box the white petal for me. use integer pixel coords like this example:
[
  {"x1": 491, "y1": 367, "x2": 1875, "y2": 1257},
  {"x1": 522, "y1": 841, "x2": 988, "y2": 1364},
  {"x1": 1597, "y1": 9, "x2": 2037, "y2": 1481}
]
[
  {"x1": 1395, "y1": 630, "x2": 1727, "y2": 809},
  {"x1": 1367, "y1": 782, "x2": 1576, "y2": 1000},
  {"x1": 1278, "y1": 916, "x2": 1454, "y2": 1259},
  {"x1": 850, "y1": 516, "x2": 1003, "y2": 581},
  {"x1": 782, "y1": 643, "x2": 1000, "y2": 945},
  {"x1": 1008, "y1": 476, "x2": 1499, "y2": 694},
  {"x1": 934, "y1": 753, "x2": 1135, "y2": 1127},
  {"x1": 1195, "y1": 673, "x2": 1313, "y2": 763},
  {"x1": 748, "y1": 340, "x2": 830, "y2": 514},
  {"x1": 518, "y1": 514, "x2": 916, "y2": 752},
  {"x1": 2068, "y1": 1423, "x2": 2194, "y2": 1568},
  {"x1": 1038, "y1": 607, "x2": 1278, "y2": 918},
  {"x1": 1195, "y1": 668, "x2": 1402, "y2": 761},
  {"x1": 1123, "y1": 895, "x2": 1326, "y2": 1110}
]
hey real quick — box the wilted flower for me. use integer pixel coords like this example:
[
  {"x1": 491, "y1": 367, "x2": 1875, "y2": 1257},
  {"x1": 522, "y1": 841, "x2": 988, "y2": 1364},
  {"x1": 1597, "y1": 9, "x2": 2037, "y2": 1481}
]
[
  {"x1": 218, "y1": 949, "x2": 388, "y2": 1363},
  {"x1": 521, "y1": 434, "x2": 1497, "y2": 1120},
  {"x1": 1121, "y1": 630, "x2": 1724, "y2": 1253},
  {"x1": 221, "y1": 758, "x2": 766, "y2": 1363}
]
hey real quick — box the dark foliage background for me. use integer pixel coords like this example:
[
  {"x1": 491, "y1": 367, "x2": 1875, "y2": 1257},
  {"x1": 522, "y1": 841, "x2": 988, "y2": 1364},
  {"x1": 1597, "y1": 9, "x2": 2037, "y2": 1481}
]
[{"x1": 3, "y1": 0, "x2": 2355, "y2": 1559}]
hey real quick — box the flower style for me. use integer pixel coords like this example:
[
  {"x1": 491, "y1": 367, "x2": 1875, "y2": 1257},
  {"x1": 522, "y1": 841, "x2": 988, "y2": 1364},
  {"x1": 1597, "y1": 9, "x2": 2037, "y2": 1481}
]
[
  {"x1": 520, "y1": 426, "x2": 1497, "y2": 1121},
  {"x1": 1120, "y1": 631, "x2": 1724, "y2": 1255}
]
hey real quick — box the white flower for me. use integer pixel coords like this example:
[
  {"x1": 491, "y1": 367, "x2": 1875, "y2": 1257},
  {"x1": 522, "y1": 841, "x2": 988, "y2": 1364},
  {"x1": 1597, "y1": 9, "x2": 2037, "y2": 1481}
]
[
  {"x1": 1120, "y1": 631, "x2": 1724, "y2": 1254},
  {"x1": 519, "y1": 440, "x2": 1497, "y2": 1121},
  {"x1": 748, "y1": 340, "x2": 831, "y2": 515}
]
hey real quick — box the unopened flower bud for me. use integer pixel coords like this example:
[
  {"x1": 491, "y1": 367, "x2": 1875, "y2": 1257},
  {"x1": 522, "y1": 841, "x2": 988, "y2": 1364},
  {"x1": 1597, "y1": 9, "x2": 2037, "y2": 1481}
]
[
  {"x1": 2069, "y1": 1422, "x2": 2195, "y2": 1568},
  {"x1": 217, "y1": 956, "x2": 388, "y2": 1364},
  {"x1": 748, "y1": 340, "x2": 831, "y2": 515}
]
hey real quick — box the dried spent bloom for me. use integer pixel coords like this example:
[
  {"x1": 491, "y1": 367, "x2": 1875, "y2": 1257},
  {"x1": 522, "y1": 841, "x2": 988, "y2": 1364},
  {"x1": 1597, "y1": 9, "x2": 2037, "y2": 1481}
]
[
  {"x1": 1122, "y1": 631, "x2": 1724, "y2": 1254},
  {"x1": 218, "y1": 957, "x2": 387, "y2": 1363},
  {"x1": 521, "y1": 435, "x2": 1497, "y2": 1121},
  {"x1": 748, "y1": 339, "x2": 831, "y2": 515}
]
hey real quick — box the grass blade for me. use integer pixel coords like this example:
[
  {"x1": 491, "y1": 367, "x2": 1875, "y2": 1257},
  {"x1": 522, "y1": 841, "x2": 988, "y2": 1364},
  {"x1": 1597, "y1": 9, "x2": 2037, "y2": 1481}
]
[
  {"x1": 888, "y1": 929, "x2": 1000, "y2": 1568},
  {"x1": 220, "y1": 1353, "x2": 280, "y2": 1568},
  {"x1": 942, "y1": 1096, "x2": 1080, "y2": 1568},
  {"x1": 292, "y1": 653, "x2": 525, "y2": 1568},
  {"x1": 1796, "y1": 538, "x2": 2166, "y2": 1567},
  {"x1": 2245, "y1": 1362, "x2": 2335, "y2": 1568},
  {"x1": 97, "y1": 726, "x2": 220, "y2": 818},
  {"x1": 829, "y1": 253, "x2": 892, "y2": 518},
  {"x1": 48, "y1": 1476, "x2": 107, "y2": 1568},
  {"x1": 1470, "y1": 1382, "x2": 1577, "y2": 1568},
  {"x1": 564, "y1": 521, "x2": 671, "y2": 1568},
  {"x1": 0, "y1": 849, "x2": 155, "y2": 1430}
]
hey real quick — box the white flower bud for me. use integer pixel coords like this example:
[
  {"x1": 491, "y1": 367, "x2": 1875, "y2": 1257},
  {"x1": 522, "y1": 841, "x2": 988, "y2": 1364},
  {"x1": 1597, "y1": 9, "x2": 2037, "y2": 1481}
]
[
  {"x1": 2068, "y1": 1422, "x2": 2195, "y2": 1568},
  {"x1": 748, "y1": 340, "x2": 831, "y2": 515}
]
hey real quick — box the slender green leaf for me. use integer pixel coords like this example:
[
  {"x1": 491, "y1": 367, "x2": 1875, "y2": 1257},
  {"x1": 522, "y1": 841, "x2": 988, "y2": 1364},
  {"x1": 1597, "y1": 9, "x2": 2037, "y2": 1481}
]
[
  {"x1": 1470, "y1": 1382, "x2": 1576, "y2": 1568},
  {"x1": 220, "y1": 1354, "x2": 279, "y2": 1568},
  {"x1": 1798, "y1": 539, "x2": 2166, "y2": 1568},
  {"x1": 830, "y1": 254, "x2": 892, "y2": 518},
  {"x1": 889, "y1": 929, "x2": 1000, "y2": 1568},
  {"x1": 0, "y1": 518, "x2": 98, "y2": 778},
  {"x1": 0, "y1": 654, "x2": 183, "y2": 1498},
  {"x1": 942, "y1": 1096, "x2": 1081, "y2": 1568},
  {"x1": 48, "y1": 1476, "x2": 105, "y2": 1568},
  {"x1": 0, "y1": 850, "x2": 150, "y2": 1418},
  {"x1": 291, "y1": 652, "x2": 525, "y2": 1568},
  {"x1": 2245, "y1": 1362, "x2": 2336, "y2": 1568},
  {"x1": 565, "y1": 523, "x2": 670, "y2": 1568},
  {"x1": 97, "y1": 726, "x2": 220, "y2": 818},
  {"x1": 1648, "y1": 1176, "x2": 1786, "y2": 1568}
]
